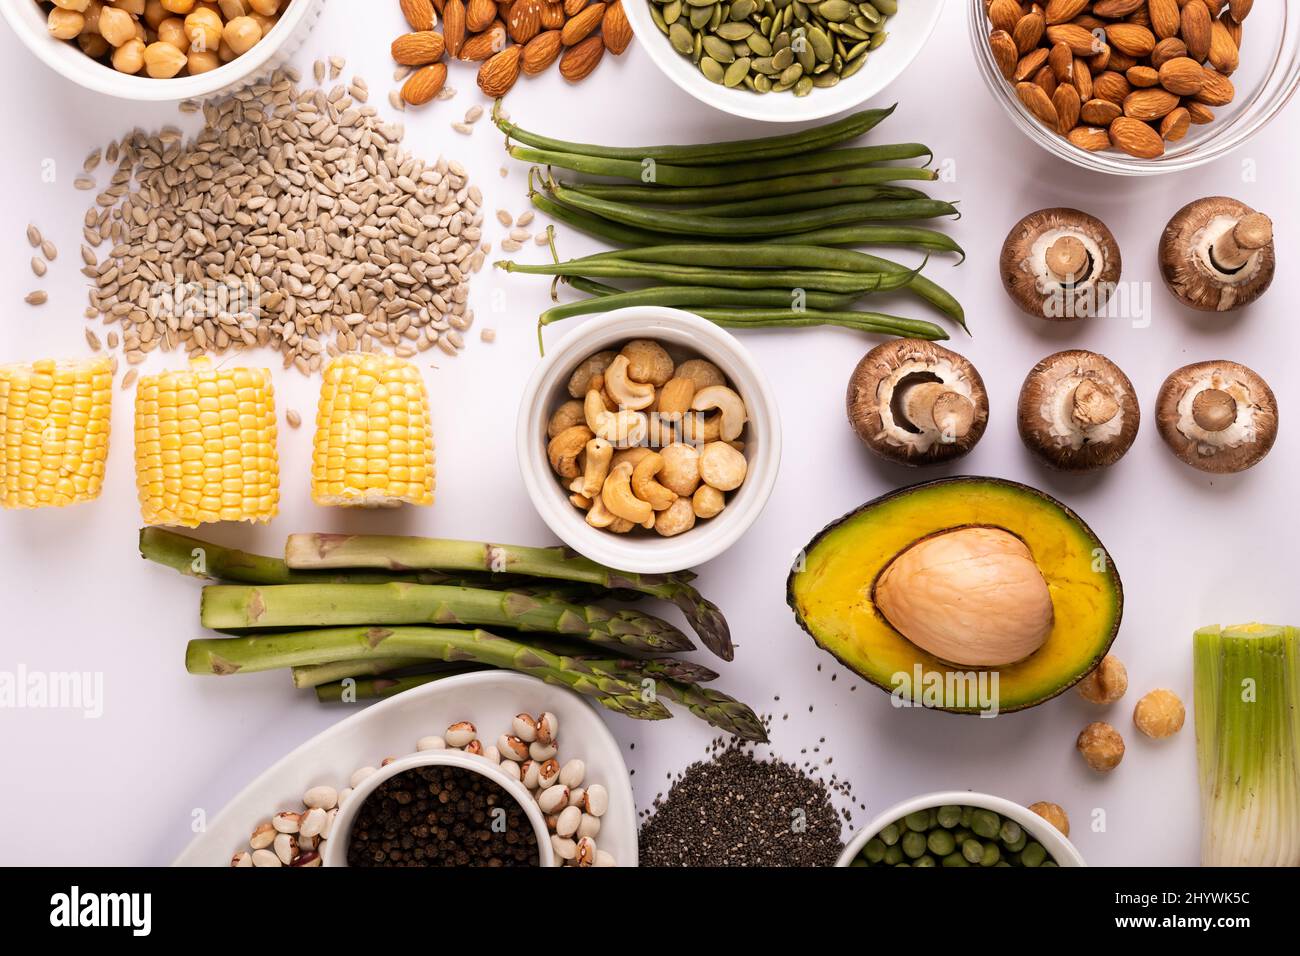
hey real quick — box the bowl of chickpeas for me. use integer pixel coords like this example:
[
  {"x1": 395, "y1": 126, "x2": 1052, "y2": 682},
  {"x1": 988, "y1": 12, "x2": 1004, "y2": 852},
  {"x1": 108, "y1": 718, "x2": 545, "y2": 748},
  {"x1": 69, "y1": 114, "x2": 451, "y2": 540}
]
[{"x1": 3, "y1": 0, "x2": 323, "y2": 101}]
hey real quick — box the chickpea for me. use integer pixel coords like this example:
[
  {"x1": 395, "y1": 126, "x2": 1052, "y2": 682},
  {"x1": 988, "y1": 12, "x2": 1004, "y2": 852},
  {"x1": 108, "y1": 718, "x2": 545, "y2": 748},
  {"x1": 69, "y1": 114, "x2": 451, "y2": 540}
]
[
  {"x1": 247, "y1": 0, "x2": 279, "y2": 14},
  {"x1": 160, "y1": 0, "x2": 197, "y2": 13},
  {"x1": 156, "y1": 17, "x2": 190, "y2": 51},
  {"x1": 1076, "y1": 721, "x2": 1125, "y2": 773},
  {"x1": 82, "y1": 0, "x2": 104, "y2": 34},
  {"x1": 221, "y1": 15, "x2": 261, "y2": 55},
  {"x1": 47, "y1": 8, "x2": 86, "y2": 39},
  {"x1": 78, "y1": 32, "x2": 110, "y2": 57},
  {"x1": 183, "y1": 7, "x2": 223, "y2": 51},
  {"x1": 143, "y1": 0, "x2": 167, "y2": 28},
  {"x1": 217, "y1": 37, "x2": 237, "y2": 61},
  {"x1": 142, "y1": 39, "x2": 187, "y2": 76},
  {"x1": 52, "y1": 0, "x2": 92, "y2": 11},
  {"x1": 249, "y1": 12, "x2": 276, "y2": 34},
  {"x1": 113, "y1": 0, "x2": 147, "y2": 14},
  {"x1": 186, "y1": 48, "x2": 220, "y2": 73},
  {"x1": 1076, "y1": 654, "x2": 1127, "y2": 705},
  {"x1": 1133, "y1": 689, "x2": 1185, "y2": 739},
  {"x1": 97, "y1": 5, "x2": 136, "y2": 45},
  {"x1": 111, "y1": 36, "x2": 146, "y2": 72}
]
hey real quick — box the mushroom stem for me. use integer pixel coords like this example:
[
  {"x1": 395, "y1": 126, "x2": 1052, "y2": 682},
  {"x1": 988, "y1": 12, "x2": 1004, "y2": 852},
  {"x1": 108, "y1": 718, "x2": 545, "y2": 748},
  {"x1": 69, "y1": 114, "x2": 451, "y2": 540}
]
[
  {"x1": 900, "y1": 381, "x2": 975, "y2": 442},
  {"x1": 1211, "y1": 214, "x2": 1274, "y2": 272},
  {"x1": 1070, "y1": 380, "x2": 1120, "y2": 428},
  {"x1": 1192, "y1": 389, "x2": 1238, "y2": 432},
  {"x1": 1045, "y1": 235, "x2": 1090, "y2": 284}
]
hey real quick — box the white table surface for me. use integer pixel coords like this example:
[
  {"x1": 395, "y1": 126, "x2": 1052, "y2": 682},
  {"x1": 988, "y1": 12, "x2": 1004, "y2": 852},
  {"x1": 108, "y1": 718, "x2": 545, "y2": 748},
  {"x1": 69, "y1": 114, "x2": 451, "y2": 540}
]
[{"x1": 1, "y1": 2, "x2": 1296, "y2": 868}]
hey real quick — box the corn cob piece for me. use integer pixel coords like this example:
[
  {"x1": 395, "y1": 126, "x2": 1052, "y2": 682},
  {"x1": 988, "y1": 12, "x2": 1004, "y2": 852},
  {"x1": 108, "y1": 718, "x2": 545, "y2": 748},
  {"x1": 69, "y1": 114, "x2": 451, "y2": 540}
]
[
  {"x1": 311, "y1": 353, "x2": 435, "y2": 508},
  {"x1": 0, "y1": 358, "x2": 112, "y2": 510},
  {"x1": 134, "y1": 358, "x2": 279, "y2": 528}
]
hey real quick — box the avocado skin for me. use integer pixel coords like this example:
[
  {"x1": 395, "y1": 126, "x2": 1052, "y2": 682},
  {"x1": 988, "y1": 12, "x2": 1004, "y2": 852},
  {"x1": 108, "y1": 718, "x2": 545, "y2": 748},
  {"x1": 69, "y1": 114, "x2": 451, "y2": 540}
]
[{"x1": 786, "y1": 476, "x2": 1123, "y2": 714}]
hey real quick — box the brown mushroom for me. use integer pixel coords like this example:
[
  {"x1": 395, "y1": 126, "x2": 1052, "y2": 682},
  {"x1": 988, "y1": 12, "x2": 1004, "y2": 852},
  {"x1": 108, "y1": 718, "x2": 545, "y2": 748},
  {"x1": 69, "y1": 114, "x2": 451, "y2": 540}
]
[
  {"x1": 1155, "y1": 360, "x2": 1278, "y2": 474},
  {"x1": 1158, "y1": 197, "x2": 1275, "y2": 312},
  {"x1": 847, "y1": 339, "x2": 989, "y2": 466},
  {"x1": 1000, "y1": 208, "x2": 1122, "y2": 321},
  {"x1": 1017, "y1": 350, "x2": 1140, "y2": 471}
]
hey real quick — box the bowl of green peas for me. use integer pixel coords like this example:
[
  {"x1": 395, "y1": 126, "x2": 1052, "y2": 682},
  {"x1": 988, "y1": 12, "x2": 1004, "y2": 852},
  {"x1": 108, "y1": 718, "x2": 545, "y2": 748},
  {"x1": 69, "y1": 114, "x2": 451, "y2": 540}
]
[{"x1": 838, "y1": 791, "x2": 1086, "y2": 868}]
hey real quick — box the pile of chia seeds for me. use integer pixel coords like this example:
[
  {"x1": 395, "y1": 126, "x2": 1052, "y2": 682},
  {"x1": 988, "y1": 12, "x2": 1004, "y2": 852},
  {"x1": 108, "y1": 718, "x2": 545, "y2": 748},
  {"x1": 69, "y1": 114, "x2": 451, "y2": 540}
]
[{"x1": 638, "y1": 742, "x2": 847, "y2": 867}]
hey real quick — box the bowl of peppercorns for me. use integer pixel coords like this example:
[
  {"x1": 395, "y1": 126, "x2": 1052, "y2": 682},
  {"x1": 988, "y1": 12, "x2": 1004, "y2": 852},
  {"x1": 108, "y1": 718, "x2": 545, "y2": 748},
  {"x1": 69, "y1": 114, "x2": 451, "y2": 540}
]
[{"x1": 324, "y1": 751, "x2": 554, "y2": 868}]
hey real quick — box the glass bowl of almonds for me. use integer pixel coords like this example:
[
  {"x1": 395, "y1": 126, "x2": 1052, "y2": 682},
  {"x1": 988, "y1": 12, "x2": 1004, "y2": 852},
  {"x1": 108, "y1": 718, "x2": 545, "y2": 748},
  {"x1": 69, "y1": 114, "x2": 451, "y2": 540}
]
[
  {"x1": 2, "y1": 0, "x2": 323, "y2": 101},
  {"x1": 969, "y1": 0, "x2": 1300, "y2": 174}
]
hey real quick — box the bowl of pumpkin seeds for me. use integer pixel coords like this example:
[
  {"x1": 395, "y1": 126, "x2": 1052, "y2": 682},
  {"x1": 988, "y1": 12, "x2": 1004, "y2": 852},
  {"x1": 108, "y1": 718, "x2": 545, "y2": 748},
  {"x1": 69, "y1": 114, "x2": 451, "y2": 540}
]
[{"x1": 624, "y1": 0, "x2": 941, "y2": 121}]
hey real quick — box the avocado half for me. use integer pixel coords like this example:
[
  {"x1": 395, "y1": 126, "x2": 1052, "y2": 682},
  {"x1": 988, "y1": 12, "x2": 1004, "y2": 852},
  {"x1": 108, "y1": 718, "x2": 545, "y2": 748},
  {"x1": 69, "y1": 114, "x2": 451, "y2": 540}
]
[{"x1": 786, "y1": 477, "x2": 1122, "y2": 714}]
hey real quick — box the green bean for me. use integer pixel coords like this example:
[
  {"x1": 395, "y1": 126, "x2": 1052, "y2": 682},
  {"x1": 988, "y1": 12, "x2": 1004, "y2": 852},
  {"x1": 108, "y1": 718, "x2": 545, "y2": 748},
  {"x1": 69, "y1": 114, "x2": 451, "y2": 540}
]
[
  {"x1": 498, "y1": 259, "x2": 917, "y2": 295},
  {"x1": 565, "y1": 159, "x2": 937, "y2": 205},
  {"x1": 691, "y1": 310, "x2": 947, "y2": 341},
  {"x1": 550, "y1": 185, "x2": 959, "y2": 238},
  {"x1": 539, "y1": 285, "x2": 856, "y2": 326},
  {"x1": 689, "y1": 185, "x2": 931, "y2": 218},
  {"x1": 529, "y1": 191, "x2": 686, "y2": 247},
  {"x1": 762, "y1": 224, "x2": 965, "y2": 259},
  {"x1": 513, "y1": 146, "x2": 945, "y2": 187},
  {"x1": 494, "y1": 104, "x2": 897, "y2": 167}
]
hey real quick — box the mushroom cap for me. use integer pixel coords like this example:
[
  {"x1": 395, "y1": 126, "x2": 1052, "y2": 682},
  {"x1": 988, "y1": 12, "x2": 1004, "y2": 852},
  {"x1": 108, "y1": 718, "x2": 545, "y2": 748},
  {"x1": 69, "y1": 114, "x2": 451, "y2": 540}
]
[
  {"x1": 846, "y1": 339, "x2": 989, "y2": 466},
  {"x1": 1158, "y1": 197, "x2": 1276, "y2": 312},
  {"x1": 1017, "y1": 350, "x2": 1140, "y2": 472},
  {"x1": 1000, "y1": 208, "x2": 1123, "y2": 321},
  {"x1": 1155, "y1": 360, "x2": 1278, "y2": 474}
]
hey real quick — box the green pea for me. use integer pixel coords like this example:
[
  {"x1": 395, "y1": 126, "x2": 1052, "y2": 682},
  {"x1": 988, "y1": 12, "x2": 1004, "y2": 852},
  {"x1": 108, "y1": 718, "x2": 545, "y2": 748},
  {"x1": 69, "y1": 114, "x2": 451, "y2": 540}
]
[
  {"x1": 962, "y1": 839, "x2": 985, "y2": 864},
  {"x1": 941, "y1": 851, "x2": 969, "y2": 867},
  {"x1": 863, "y1": 838, "x2": 886, "y2": 863},
  {"x1": 936, "y1": 806, "x2": 962, "y2": 829},
  {"x1": 971, "y1": 810, "x2": 1001, "y2": 839},
  {"x1": 904, "y1": 810, "x2": 930, "y2": 832},
  {"x1": 894, "y1": 862, "x2": 911, "y2": 867},
  {"x1": 1021, "y1": 842, "x2": 1047, "y2": 867},
  {"x1": 953, "y1": 828, "x2": 973, "y2": 845},
  {"x1": 926, "y1": 829, "x2": 955, "y2": 857},
  {"x1": 980, "y1": 843, "x2": 1001, "y2": 867},
  {"x1": 901, "y1": 830, "x2": 927, "y2": 858},
  {"x1": 914, "y1": 854, "x2": 936, "y2": 868},
  {"x1": 878, "y1": 823, "x2": 900, "y2": 846},
  {"x1": 995, "y1": 860, "x2": 1011, "y2": 867},
  {"x1": 1041, "y1": 860, "x2": 1059, "y2": 868},
  {"x1": 850, "y1": 858, "x2": 868, "y2": 867},
  {"x1": 1004, "y1": 830, "x2": 1028, "y2": 853},
  {"x1": 960, "y1": 807, "x2": 973, "y2": 828},
  {"x1": 883, "y1": 843, "x2": 904, "y2": 865},
  {"x1": 999, "y1": 820, "x2": 1023, "y2": 846}
]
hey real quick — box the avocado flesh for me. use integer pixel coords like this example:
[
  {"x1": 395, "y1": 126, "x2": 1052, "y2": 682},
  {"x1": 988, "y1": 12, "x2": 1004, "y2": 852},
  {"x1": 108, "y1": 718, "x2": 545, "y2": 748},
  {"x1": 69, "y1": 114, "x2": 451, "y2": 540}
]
[{"x1": 787, "y1": 477, "x2": 1123, "y2": 714}]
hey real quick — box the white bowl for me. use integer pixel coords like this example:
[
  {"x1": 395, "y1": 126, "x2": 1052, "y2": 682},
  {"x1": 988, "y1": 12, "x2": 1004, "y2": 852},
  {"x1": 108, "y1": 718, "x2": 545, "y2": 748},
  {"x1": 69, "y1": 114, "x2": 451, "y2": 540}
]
[
  {"x1": 1, "y1": 0, "x2": 323, "y2": 102},
  {"x1": 322, "y1": 750, "x2": 555, "y2": 868},
  {"x1": 837, "y1": 790, "x2": 1087, "y2": 867},
  {"x1": 517, "y1": 308, "x2": 782, "y2": 575},
  {"x1": 623, "y1": 0, "x2": 945, "y2": 123}
]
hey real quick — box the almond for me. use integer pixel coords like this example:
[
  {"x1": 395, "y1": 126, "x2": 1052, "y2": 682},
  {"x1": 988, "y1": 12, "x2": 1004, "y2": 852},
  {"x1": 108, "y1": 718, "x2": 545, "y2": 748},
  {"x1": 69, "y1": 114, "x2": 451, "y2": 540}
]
[
  {"x1": 1080, "y1": 98, "x2": 1122, "y2": 125},
  {"x1": 559, "y1": 33, "x2": 604, "y2": 81},
  {"x1": 1034, "y1": 65, "x2": 1058, "y2": 99},
  {"x1": 1185, "y1": 100, "x2": 1215, "y2": 124},
  {"x1": 561, "y1": 1, "x2": 605, "y2": 45},
  {"x1": 391, "y1": 31, "x2": 446, "y2": 66},
  {"x1": 989, "y1": 30, "x2": 1018, "y2": 80},
  {"x1": 1089, "y1": 42, "x2": 1112, "y2": 72},
  {"x1": 1161, "y1": 106, "x2": 1191, "y2": 141},
  {"x1": 1229, "y1": 0, "x2": 1253, "y2": 21},
  {"x1": 1148, "y1": 0, "x2": 1181, "y2": 40},
  {"x1": 1181, "y1": 1, "x2": 1212, "y2": 60},
  {"x1": 1193, "y1": 67, "x2": 1234, "y2": 106},
  {"x1": 522, "y1": 28, "x2": 562, "y2": 73},
  {"x1": 1068, "y1": 126, "x2": 1113, "y2": 152},
  {"x1": 1016, "y1": 81, "x2": 1060, "y2": 128},
  {"x1": 467, "y1": 0, "x2": 498, "y2": 31},
  {"x1": 1219, "y1": 11, "x2": 1242, "y2": 48},
  {"x1": 1093, "y1": 70, "x2": 1132, "y2": 104},
  {"x1": 563, "y1": 0, "x2": 587, "y2": 14},
  {"x1": 1012, "y1": 12, "x2": 1045, "y2": 54},
  {"x1": 443, "y1": 0, "x2": 467, "y2": 57},
  {"x1": 540, "y1": 1, "x2": 565, "y2": 28},
  {"x1": 400, "y1": 0, "x2": 437, "y2": 31},
  {"x1": 1123, "y1": 87, "x2": 1179, "y2": 120},
  {"x1": 460, "y1": 21, "x2": 508, "y2": 60},
  {"x1": 1013, "y1": 48, "x2": 1050, "y2": 82},
  {"x1": 1207, "y1": 19, "x2": 1239, "y2": 73},
  {"x1": 508, "y1": 0, "x2": 542, "y2": 42},
  {"x1": 1048, "y1": 41, "x2": 1074, "y2": 83},
  {"x1": 1126, "y1": 65, "x2": 1159, "y2": 87},
  {"x1": 1053, "y1": 83, "x2": 1081, "y2": 134},
  {"x1": 1045, "y1": 23, "x2": 1101, "y2": 57},
  {"x1": 401, "y1": 62, "x2": 448, "y2": 105},
  {"x1": 1158, "y1": 56, "x2": 1205, "y2": 95},
  {"x1": 1091, "y1": 0, "x2": 1145, "y2": 15},
  {"x1": 1044, "y1": 0, "x2": 1089, "y2": 24},
  {"x1": 1150, "y1": 36, "x2": 1187, "y2": 68},
  {"x1": 603, "y1": 0, "x2": 632, "y2": 55},
  {"x1": 987, "y1": 0, "x2": 1021, "y2": 34},
  {"x1": 1105, "y1": 23, "x2": 1156, "y2": 57},
  {"x1": 478, "y1": 43, "x2": 522, "y2": 97},
  {"x1": 1109, "y1": 116, "x2": 1165, "y2": 158},
  {"x1": 1074, "y1": 59, "x2": 1093, "y2": 99}
]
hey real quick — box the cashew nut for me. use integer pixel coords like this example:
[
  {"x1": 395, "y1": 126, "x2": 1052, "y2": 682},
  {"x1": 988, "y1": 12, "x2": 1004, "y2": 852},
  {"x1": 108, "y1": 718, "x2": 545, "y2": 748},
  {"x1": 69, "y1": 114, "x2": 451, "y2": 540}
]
[
  {"x1": 585, "y1": 496, "x2": 617, "y2": 528},
  {"x1": 658, "y1": 442, "x2": 701, "y2": 497},
  {"x1": 547, "y1": 425, "x2": 594, "y2": 479},
  {"x1": 656, "y1": 377, "x2": 697, "y2": 421},
  {"x1": 601, "y1": 461, "x2": 654, "y2": 525},
  {"x1": 632, "y1": 452, "x2": 679, "y2": 512},
  {"x1": 548, "y1": 400, "x2": 586, "y2": 439},
  {"x1": 611, "y1": 446, "x2": 655, "y2": 471},
  {"x1": 603, "y1": 355, "x2": 656, "y2": 411},
  {"x1": 620, "y1": 339, "x2": 675, "y2": 386},
  {"x1": 681, "y1": 410, "x2": 722, "y2": 444},
  {"x1": 693, "y1": 484, "x2": 726, "y2": 519},
  {"x1": 699, "y1": 441, "x2": 747, "y2": 492},
  {"x1": 577, "y1": 438, "x2": 613, "y2": 499},
  {"x1": 655, "y1": 498, "x2": 697, "y2": 537},
  {"x1": 691, "y1": 385, "x2": 748, "y2": 442},
  {"x1": 675, "y1": 358, "x2": 726, "y2": 392},
  {"x1": 584, "y1": 390, "x2": 648, "y2": 448},
  {"x1": 569, "y1": 492, "x2": 592, "y2": 510},
  {"x1": 567, "y1": 351, "x2": 616, "y2": 399}
]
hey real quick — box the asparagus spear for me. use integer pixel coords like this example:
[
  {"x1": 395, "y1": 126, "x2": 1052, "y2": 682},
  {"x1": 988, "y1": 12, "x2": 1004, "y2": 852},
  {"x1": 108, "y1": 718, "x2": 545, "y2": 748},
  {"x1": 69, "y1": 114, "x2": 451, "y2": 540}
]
[
  {"x1": 291, "y1": 657, "x2": 465, "y2": 688},
  {"x1": 185, "y1": 626, "x2": 673, "y2": 721},
  {"x1": 283, "y1": 534, "x2": 734, "y2": 661},
  {"x1": 200, "y1": 583, "x2": 692, "y2": 654},
  {"x1": 315, "y1": 672, "x2": 472, "y2": 702}
]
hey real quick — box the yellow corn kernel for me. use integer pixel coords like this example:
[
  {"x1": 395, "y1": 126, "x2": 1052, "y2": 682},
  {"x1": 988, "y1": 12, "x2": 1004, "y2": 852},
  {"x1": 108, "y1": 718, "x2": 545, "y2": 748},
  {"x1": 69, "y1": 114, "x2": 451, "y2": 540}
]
[
  {"x1": 0, "y1": 358, "x2": 112, "y2": 510},
  {"x1": 311, "y1": 354, "x2": 435, "y2": 508},
  {"x1": 135, "y1": 358, "x2": 279, "y2": 527}
]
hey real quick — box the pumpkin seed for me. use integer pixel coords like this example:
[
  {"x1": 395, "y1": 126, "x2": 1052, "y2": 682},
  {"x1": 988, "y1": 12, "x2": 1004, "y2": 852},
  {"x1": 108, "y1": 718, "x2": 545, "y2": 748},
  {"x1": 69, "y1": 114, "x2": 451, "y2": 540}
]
[
  {"x1": 716, "y1": 20, "x2": 754, "y2": 39},
  {"x1": 690, "y1": 5, "x2": 713, "y2": 29},
  {"x1": 818, "y1": 0, "x2": 852, "y2": 21},
  {"x1": 663, "y1": 0, "x2": 682, "y2": 22},
  {"x1": 812, "y1": 71, "x2": 840, "y2": 87},
  {"x1": 651, "y1": 5, "x2": 669, "y2": 31},
  {"x1": 746, "y1": 32, "x2": 772, "y2": 55},
  {"x1": 808, "y1": 24, "x2": 833, "y2": 60},
  {"x1": 669, "y1": 22, "x2": 694, "y2": 53},
  {"x1": 701, "y1": 56, "x2": 726, "y2": 82},
  {"x1": 771, "y1": 46, "x2": 794, "y2": 70},
  {"x1": 730, "y1": 0, "x2": 756, "y2": 18},
  {"x1": 870, "y1": 29, "x2": 887, "y2": 49},
  {"x1": 794, "y1": 75, "x2": 814, "y2": 96},
  {"x1": 724, "y1": 56, "x2": 751, "y2": 86},
  {"x1": 703, "y1": 35, "x2": 737, "y2": 62}
]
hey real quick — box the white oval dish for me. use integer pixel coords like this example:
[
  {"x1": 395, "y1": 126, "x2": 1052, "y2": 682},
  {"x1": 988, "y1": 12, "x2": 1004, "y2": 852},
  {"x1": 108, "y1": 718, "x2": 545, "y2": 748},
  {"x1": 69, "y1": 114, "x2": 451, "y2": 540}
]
[
  {"x1": 517, "y1": 307, "x2": 782, "y2": 575},
  {"x1": 0, "y1": 0, "x2": 323, "y2": 103},
  {"x1": 173, "y1": 671, "x2": 638, "y2": 867},
  {"x1": 623, "y1": 0, "x2": 944, "y2": 123},
  {"x1": 837, "y1": 790, "x2": 1086, "y2": 867}
]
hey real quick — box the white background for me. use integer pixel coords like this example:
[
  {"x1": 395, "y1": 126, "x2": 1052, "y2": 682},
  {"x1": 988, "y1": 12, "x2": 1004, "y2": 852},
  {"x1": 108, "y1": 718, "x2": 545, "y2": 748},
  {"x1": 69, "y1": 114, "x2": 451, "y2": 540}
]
[{"x1": 1, "y1": 2, "x2": 1296, "y2": 868}]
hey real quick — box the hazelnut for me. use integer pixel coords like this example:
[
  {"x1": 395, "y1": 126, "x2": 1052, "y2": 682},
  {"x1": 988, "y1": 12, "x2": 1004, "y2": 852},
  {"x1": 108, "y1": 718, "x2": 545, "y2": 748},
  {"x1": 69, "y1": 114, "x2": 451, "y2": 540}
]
[
  {"x1": 1027, "y1": 802, "x2": 1070, "y2": 837},
  {"x1": 1076, "y1": 654, "x2": 1128, "y2": 704},
  {"x1": 1076, "y1": 721, "x2": 1125, "y2": 772},
  {"x1": 1133, "y1": 689, "x2": 1185, "y2": 739}
]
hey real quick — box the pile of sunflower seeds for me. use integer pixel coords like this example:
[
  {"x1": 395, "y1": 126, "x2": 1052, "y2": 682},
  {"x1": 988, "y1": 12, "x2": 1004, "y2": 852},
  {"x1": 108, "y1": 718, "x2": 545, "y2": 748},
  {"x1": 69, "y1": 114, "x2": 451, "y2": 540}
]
[{"x1": 78, "y1": 63, "x2": 486, "y2": 374}]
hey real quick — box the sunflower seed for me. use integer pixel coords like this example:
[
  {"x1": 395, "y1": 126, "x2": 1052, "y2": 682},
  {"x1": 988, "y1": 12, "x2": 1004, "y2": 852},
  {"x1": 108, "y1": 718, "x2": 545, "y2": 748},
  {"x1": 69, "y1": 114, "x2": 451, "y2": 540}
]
[
  {"x1": 286, "y1": 409, "x2": 302, "y2": 428},
  {"x1": 25, "y1": 291, "x2": 47, "y2": 305},
  {"x1": 31, "y1": 258, "x2": 47, "y2": 278},
  {"x1": 26, "y1": 224, "x2": 41, "y2": 248},
  {"x1": 121, "y1": 370, "x2": 138, "y2": 390}
]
